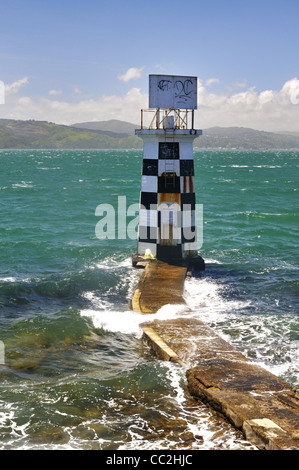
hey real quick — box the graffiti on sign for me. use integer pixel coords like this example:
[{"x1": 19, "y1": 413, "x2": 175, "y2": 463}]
[{"x1": 149, "y1": 75, "x2": 197, "y2": 110}]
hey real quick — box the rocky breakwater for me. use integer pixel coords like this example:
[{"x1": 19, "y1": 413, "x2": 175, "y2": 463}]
[{"x1": 131, "y1": 260, "x2": 299, "y2": 450}]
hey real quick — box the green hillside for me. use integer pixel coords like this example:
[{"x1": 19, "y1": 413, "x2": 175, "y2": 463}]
[
  {"x1": 0, "y1": 119, "x2": 142, "y2": 149},
  {"x1": 71, "y1": 119, "x2": 138, "y2": 136},
  {"x1": 197, "y1": 127, "x2": 299, "y2": 150},
  {"x1": 1, "y1": 119, "x2": 299, "y2": 150}
]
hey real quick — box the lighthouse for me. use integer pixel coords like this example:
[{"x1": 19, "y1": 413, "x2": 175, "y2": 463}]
[{"x1": 134, "y1": 74, "x2": 204, "y2": 269}]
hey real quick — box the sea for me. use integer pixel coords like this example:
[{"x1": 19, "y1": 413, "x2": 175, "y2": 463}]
[{"x1": 0, "y1": 148, "x2": 298, "y2": 450}]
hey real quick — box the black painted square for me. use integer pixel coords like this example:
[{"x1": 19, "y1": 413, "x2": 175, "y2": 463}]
[
  {"x1": 180, "y1": 160, "x2": 194, "y2": 176},
  {"x1": 158, "y1": 174, "x2": 180, "y2": 193},
  {"x1": 140, "y1": 192, "x2": 158, "y2": 210},
  {"x1": 181, "y1": 192, "x2": 196, "y2": 209},
  {"x1": 159, "y1": 142, "x2": 180, "y2": 159},
  {"x1": 157, "y1": 244, "x2": 182, "y2": 260},
  {"x1": 142, "y1": 159, "x2": 158, "y2": 176}
]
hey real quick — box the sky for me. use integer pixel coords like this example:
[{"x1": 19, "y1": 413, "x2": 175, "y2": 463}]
[{"x1": 1, "y1": 0, "x2": 299, "y2": 131}]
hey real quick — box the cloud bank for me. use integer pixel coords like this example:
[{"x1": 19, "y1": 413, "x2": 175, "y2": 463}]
[
  {"x1": 1, "y1": 76, "x2": 299, "y2": 132},
  {"x1": 195, "y1": 77, "x2": 299, "y2": 131}
]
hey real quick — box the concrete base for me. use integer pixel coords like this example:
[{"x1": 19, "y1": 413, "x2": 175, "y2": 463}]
[
  {"x1": 131, "y1": 260, "x2": 299, "y2": 450},
  {"x1": 132, "y1": 253, "x2": 205, "y2": 271}
]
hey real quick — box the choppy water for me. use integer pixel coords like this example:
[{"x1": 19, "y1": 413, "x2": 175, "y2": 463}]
[{"x1": 0, "y1": 149, "x2": 298, "y2": 450}]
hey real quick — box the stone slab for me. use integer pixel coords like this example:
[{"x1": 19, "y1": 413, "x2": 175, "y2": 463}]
[
  {"x1": 131, "y1": 260, "x2": 187, "y2": 313},
  {"x1": 131, "y1": 261, "x2": 299, "y2": 450},
  {"x1": 141, "y1": 317, "x2": 299, "y2": 450}
]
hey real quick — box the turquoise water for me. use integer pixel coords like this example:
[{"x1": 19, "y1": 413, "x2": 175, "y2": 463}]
[{"x1": 0, "y1": 149, "x2": 298, "y2": 450}]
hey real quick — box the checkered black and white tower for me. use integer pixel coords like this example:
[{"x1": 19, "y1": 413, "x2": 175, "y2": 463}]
[{"x1": 135, "y1": 75, "x2": 203, "y2": 266}]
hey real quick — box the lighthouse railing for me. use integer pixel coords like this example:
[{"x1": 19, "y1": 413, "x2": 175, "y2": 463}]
[{"x1": 140, "y1": 108, "x2": 195, "y2": 131}]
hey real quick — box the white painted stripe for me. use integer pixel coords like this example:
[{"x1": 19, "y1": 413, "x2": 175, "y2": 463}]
[
  {"x1": 158, "y1": 160, "x2": 180, "y2": 176},
  {"x1": 143, "y1": 141, "x2": 158, "y2": 159},
  {"x1": 179, "y1": 142, "x2": 194, "y2": 159},
  {"x1": 141, "y1": 175, "x2": 158, "y2": 193}
]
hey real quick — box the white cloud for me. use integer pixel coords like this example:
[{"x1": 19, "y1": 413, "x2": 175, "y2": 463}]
[
  {"x1": 205, "y1": 78, "x2": 219, "y2": 86},
  {"x1": 1, "y1": 77, "x2": 299, "y2": 132},
  {"x1": 194, "y1": 78, "x2": 299, "y2": 131},
  {"x1": 234, "y1": 79, "x2": 247, "y2": 89},
  {"x1": 2, "y1": 87, "x2": 148, "y2": 125},
  {"x1": 118, "y1": 66, "x2": 144, "y2": 82},
  {"x1": 48, "y1": 89, "x2": 62, "y2": 96},
  {"x1": 5, "y1": 77, "x2": 29, "y2": 95},
  {"x1": 281, "y1": 77, "x2": 299, "y2": 105},
  {"x1": 18, "y1": 96, "x2": 32, "y2": 106},
  {"x1": 259, "y1": 89, "x2": 275, "y2": 105}
]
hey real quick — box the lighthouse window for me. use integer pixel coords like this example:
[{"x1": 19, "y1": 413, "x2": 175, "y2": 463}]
[{"x1": 159, "y1": 142, "x2": 179, "y2": 159}]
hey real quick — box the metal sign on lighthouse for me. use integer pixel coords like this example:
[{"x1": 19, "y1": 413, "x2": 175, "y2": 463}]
[{"x1": 133, "y1": 74, "x2": 204, "y2": 269}]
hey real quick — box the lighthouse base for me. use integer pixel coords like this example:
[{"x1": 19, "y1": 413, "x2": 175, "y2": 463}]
[{"x1": 132, "y1": 252, "x2": 205, "y2": 272}]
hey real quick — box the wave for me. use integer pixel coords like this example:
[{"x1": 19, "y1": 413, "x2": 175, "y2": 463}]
[
  {"x1": 12, "y1": 181, "x2": 34, "y2": 188},
  {"x1": 81, "y1": 303, "x2": 187, "y2": 337},
  {"x1": 81, "y1": 259, "x2": 299, "y2": 389},
  {"x1": 184, "y1": 275, "x2": 299, "y2": 388}
]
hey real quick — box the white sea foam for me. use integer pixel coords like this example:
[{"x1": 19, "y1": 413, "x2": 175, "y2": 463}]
[
  {"x1": 203, "y1": 258, "x2": 223, "y2": 265},
  {"x1": 0, "y1": 401, "x2": 31, "y2": 448},
  {"x1": 184, "y1": 276, "x2": 299, "y2": 387},
  {"x1": 0, "y1": 276, "x2": 32, "y2": 283},
  {"x1": 0, "y1": 277, "x2": 18, "y2": 283},
  {"x1": 93, "y1": 256, "x2": 132, "y2": 270},
  {"x1": 12, "y1": 181, "x2": 33, "y2": 188},
  {"x1": 80, "y1": 258, "x2": 299, "y2": 390},
  {"x1": 37, "y1": 167, "x2": 61, "y2": 170},
  {"x1": 184, "y1": 276, "x2": 251, "y2": 324},
  {"x1": 81, "y1": 303, "x2": 187, "y2": 337},
  {"x1": 81, "y1": 257, "x2": 247, "y2": 336}
]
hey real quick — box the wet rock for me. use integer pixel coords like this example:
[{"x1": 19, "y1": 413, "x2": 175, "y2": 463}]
[
  {"x1": 180, "y1": 431, "x2": 195, "y2": 443},
  {"x1": 9, "y1": 357, "x2": 41, "y2": 371},
  {"x1": 30, "y1": 426, "x2": 69, "y2": 445}
]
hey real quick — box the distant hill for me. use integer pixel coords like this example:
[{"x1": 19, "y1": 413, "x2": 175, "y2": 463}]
[
  {"x1": 0, "y1": 119, "x2": 142, "y2": 149},
  {"x1": 198, "y1": 126, "x2": 299, "y2": 150},
  {"x1": 275, "y1": 131, "x2": 299, "y2": 138},
  {"x1": 71, "y1": 119, "x2": 138, "y2": 136},
  {"x1": 72, "y1": 120, "x2": 299, "y2": 150},
  {"x1": 1, "y1": 118, "x2": 299, "y2": 150}
]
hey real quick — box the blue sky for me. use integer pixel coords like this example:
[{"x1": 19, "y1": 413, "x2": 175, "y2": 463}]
[{"x1": 1, "y1": 0, "x2": 299, "y2": 130}]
